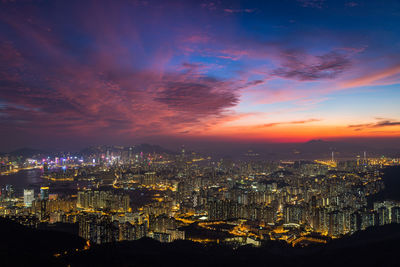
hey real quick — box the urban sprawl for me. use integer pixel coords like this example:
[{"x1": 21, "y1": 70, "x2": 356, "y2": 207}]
[{"x1": 1, "y1": 145, "x2": 399, "y2": 248}]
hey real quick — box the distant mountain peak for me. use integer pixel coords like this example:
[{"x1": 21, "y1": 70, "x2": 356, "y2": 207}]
[
  {"x1": 305, "y1": 139, "x2": 327, "y2": 144},
  {"x1": 4, "y1": 147, "x2": 47, "y2": 158},
  {"x1": 79, "y1": 144, "x2": 176, "y2": 156}
]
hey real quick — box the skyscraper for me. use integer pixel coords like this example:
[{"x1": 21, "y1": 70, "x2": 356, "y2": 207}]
[
  {"x1": 40, "y1": 186, "x2": 49, "y2": 200},
  {"x1": 24, "y1": 189, "x2": 35, "y2": 207}
]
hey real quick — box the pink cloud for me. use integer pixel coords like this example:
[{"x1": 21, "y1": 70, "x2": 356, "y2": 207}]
[
  {"x1": 342, "y1": 64, "x2": 400, "y2": 88},
  {"x1": 223, "y1": 8, "x2": 256, "y2": 14}
]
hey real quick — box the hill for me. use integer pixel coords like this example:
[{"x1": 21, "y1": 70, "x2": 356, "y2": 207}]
[
  {"x1": 0, "y1": 217, "x2": 399, "y2": 266},
  {"x1": 1, "y1": 147, "x2": 48, "y2": 158},
  {"x1": 0, "y1": 218, "x2": 86, "y2": 266},
  {"x1": 63, "y1": 224, "x2": 400, "y2": 267}
]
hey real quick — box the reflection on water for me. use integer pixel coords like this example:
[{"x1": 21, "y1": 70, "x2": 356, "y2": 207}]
[
  {"x1": 0, "y1": 169, "x2": 48, "y2": 194},
  {"x1": 0, "y1": 169, "x2": 163, "y2": 207}
]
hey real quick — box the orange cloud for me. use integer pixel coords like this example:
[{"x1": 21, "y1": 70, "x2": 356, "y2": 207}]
[
  {"x1": 199, "y1": 122, "x2": 400, "y2": 143},
  {"x1": 343, "y1": 64, "x2": 400, "y2": 88}
]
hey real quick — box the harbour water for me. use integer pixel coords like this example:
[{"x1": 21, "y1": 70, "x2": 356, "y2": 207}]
[
  {"x1": 0, "y1": 169, "x2": 47, "y2": 195},
  {"x1": 0, "y1": 169, "x2": 77, "y2": 196}
]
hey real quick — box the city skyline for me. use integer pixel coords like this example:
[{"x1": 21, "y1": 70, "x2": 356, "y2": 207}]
[
  {"x1": 1, "y1": 139, "x2": 400, "y2": 257},
  {"x1": 1, "y1": 0, "x2": 400, "y2": 151}
]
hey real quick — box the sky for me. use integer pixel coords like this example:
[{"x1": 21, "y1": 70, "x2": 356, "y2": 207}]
[{"x1": 0, "y1": 0, "x2": 400, "y2": 151}]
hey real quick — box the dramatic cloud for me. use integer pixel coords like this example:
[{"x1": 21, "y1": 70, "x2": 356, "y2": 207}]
[
  {"x1": 272, "y1": 51, "x2": 351, "y2": 81},
  {"x1": 0, "y1": 0, "x2": 399, "y2": 150},
  {"x1": 259, "y1": 118, "x2": 321, "y2": 128},
  {"x1": 223, "y1": 8, "x2": 256, "y2": 13},
  {"x1": 201, "y1": 1, "x2": 256, "y2": 14},
  {"x1": 155, "y1": 81, "x2": 238, "y2": 114},
  {"x1": 0, "y1": 28, "x2": 240, "y2": 141},
  {"x1": 345, "y1": 2, "x2": 359, "y2": 7},
  {"x1": 343, "y1": 64, "x2": 400, "y2": 88},
  {"x1": 201, "y1": 2, "x2": 217, "y2": 11},
  {"x1": 348, "y1": 119, "x2": 400, "y2": 131},
  {"x1": 297, "y1": 0, "x2": 325, "y2": 9}
]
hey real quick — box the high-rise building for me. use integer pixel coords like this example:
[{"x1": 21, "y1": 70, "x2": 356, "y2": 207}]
[
  {"x1": 143, "y1": 172, "x2": 157, "y2": 185},
  {"x1": 24, "y1": 189, "x2": 35, "y2": 207},
  {"x1": 207, "y1": 200, "x2": 240, "y2": 220},
  {"x1": 43, "y1": 162, "x2": 49, "y2": 174},
  {"x1": 40, "y1": 187, "x2": 49, "y2": 200},
  {"x1": 350, "y1": 212, "x2": 361, "y2": 233},
  {"x1": 328, "y1": 210, "x2": 345, "y2": 237},
  {"x1": 284, "y1": 205, "x2": 304, "y2": 224},
  {"x1": 77, "y1": 190, "x2": 130, "y2": 211},
  {"x1": 1, "y1": 184, "x2": 14, "y2": 200},
  {"x1": 391, "y1": 207, "x2": 400, "y2": 224},
  {"x1": 378, "y1": 207, "x2": 390, "y2": 225},
  {"x1": 166, "y1": 229, "x2": 185, "y2": 241}
]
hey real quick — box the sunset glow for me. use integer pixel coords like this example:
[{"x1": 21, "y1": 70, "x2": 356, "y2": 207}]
[{"x1": 1, "y1": 0, "x2": 399, "y2": 150}]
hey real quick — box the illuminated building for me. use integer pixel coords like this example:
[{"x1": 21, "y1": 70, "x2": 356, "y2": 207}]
[
  {"x1": 284, "y1": 205, "x2": 304, "y2": 224},
  {"x1": 143, "y1": 172, "x2": 157, "y2": 185},
  {"x1": 166, "y1": 229, "x2": 185, "y2": 241},
  {"x1": 350, "y1": 212, "x2": 361, "y2": 233},
  {"x1": 23, "y1": 189, "x2": 35, "y2": 207},
  {"x1": 1, "y1": 184, "x2": 14, "y2": 200},
  {"x1": 40, "y1": 187, "x2": 49, "y2": 200},
  {"x1": 149, "y1": 215, "x2": 177, "y2": 233},
  {"x1": 361, "y1": 211, "x2": 379, "y2": 230},
  {"x1": 378, "y1": 207, "x2": 390, "y2": 226},
  {"x1": 43, "y1": 162, "x2": 49, "y2": 174},
  {"x1": 328, "y1": 210, "x2": 344, "y2": 237},
  {"x1": 152, "y1": 232, "x2": 171, "y2": 243},
  {"x1": 78, "y1": 214, "x2": 118, "y2": 244},
  {"x1": 77, "y1": 190, "x2": 130, "y2": 212},
  {"x1": 207, "y1": 200, "x2": 240, "y2": 220},
  {"x1": 1, "y1": 143, "x2": 400, "y2": 249},
  {"x1": 391, "y1": 207, "x2": 400, "y2": 224}
]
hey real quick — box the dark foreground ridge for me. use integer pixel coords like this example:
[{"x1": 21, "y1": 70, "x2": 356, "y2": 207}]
[
  {"x1": 0, "y1": 218, "x2": 86, "y2": 266},
  {"x1": 1, "y1": 217, "x2": 399, "y2": 267}
]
